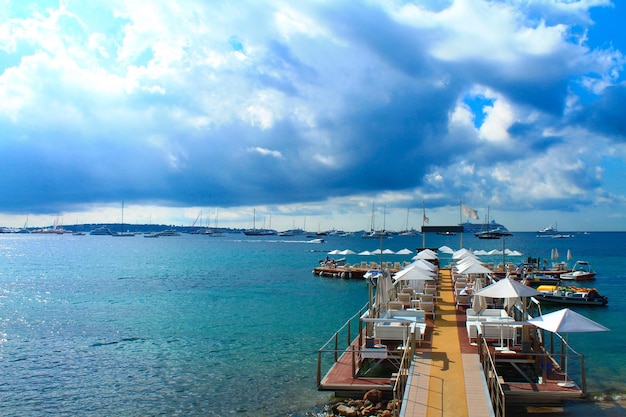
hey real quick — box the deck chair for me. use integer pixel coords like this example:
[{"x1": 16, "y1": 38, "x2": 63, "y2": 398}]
[
  {"x1": 398, "y1": 293, "x2": 412, "y2": 307},
  {"x1": 388, "y1": 301, "x2": 404, "y2": 310},
  {"x1": 455, "y1": 294, "x2": 472, "y2": 310},
  {"x1": 420, "y1": 301, "x2": 435, "y2": 319}
]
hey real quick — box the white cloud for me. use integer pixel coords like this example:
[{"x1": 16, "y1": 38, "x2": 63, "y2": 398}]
[{"x1": 0, "y1": 0, "x2": 624, "y2": 231}]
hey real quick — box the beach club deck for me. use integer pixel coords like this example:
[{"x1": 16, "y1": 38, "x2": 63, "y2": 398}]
[{"x1": 317, "y1": 267, "x2": 587, "y2": 417}]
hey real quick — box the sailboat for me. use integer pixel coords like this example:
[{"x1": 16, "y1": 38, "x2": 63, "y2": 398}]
[
  {"x1": 207, "y1": 209, "x2": 224, "y2": 236},
  {"x1": 361, "y1": 203, "x2": 391, "y2": 238},
  {"x1": 399, "y1": 207, "x2": 420, "y2": 236},
  {"x1": 474, "y1": 207, "x2": 512, "y2": 239},
  {"x1": 112, "y1": 201, "x2": 135, "y2": 237},
  {"x1": 242, "y1": 209, "x2": 275, "y2": 236}
]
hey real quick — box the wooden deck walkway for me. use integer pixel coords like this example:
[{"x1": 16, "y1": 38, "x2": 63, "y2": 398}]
[{"x1": 401, "y1": 268, "x2": 493, "y2": 417}]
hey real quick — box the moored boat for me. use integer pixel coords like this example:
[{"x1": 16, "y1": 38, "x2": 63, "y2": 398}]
[
  {"x1": 155, "y1": 229, "x2": 180, "y2": 237},
  {"x1": 474, "y1": 228, "x2": 513, "y2": 239},
  {"x1": 560, "y1": 260, "x2": 596, "y2": 281},
  {"x1": 90, "y1": 227, "x2": 112, "y2": 235},
  {"x1": 535, "y1": 285, "x2": 608, "y2": 306}
]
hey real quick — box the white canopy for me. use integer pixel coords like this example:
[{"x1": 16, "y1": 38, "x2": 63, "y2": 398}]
[
  {"x1": 438, "y1": 245, "x2": 454, "y2": 254},
  {"x1": 528, "y1": 308, "x2": 610, "y2": 334},
  {"x1": 393, "y1": 265, "x2": 436, "y2": 281},
  {"x1": 338, "y1": 249, "x2": 356, "y2": 255},
  {"x1": 396, "y1": 248, "x2": 413, "y2": 255},
  {"x1": 412, "y1": 249, "x2": 438, "y2": 260},
  {"x1": 411, "y1": 259, "x2": 437, "y2": 271},
  {"x1": 456, "y1": 262, "x2": 493, "y2": 275},
  {"x1": 473, "y1": 277, "x2": 541, "y2": 298},
  {"x1": 452, "y1": 248, "x2": 474, "y2": 259}
]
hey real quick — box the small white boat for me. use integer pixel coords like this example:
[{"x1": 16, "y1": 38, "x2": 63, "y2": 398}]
[{"x1": 560, "y1": 261, "x2": 596, "y2": 281}]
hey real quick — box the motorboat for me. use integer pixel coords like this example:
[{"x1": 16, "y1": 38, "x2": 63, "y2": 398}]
[
  {"x1": 537, "y1": 225, "x2": 557, "y2": 234},
  {"x1": 90, "y1": 227, "x2": 112, "y2": 235},
  {"x1": 155, "y1": 229, "x2": 181, "y2": 237},
  {"x1": 437, "y1": 231, "x2": 456, "y2": 236},
  {"x1": 461, "y1": 219, "x2": 508, "y2": 233},
  {"x1": 520, "y1": 274, "x2": 560, "y2": 286},
  {"x1": 560, "y1": 261, "x2": 596, "y2": 281},
  {"x1": 535, "y1": 285, "x2": 608, "y2": 306},
  {"x1": 474, "y1": 228, "x2": 513, "y2": 239}
]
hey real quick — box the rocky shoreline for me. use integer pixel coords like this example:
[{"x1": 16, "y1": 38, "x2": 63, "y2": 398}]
[{"x1": 326, "y1": 390, "x2": 401, "y2": 417}]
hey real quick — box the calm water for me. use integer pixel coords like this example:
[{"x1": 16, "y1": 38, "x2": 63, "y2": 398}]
[{"x1": 0, "y1": 231, "x2": 624, "y2": 416}]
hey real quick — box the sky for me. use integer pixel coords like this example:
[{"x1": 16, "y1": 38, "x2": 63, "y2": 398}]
[{"x1": 1, "y1": 0, "x2": 626, "y2": 232}]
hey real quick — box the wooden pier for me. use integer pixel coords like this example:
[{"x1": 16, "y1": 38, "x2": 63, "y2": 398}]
[{"x1": 317, "y1": 266, "x2": 588, "y2": 417}]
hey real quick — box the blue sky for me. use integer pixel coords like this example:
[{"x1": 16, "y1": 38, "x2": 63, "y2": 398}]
[{"x1": 1, "y1": 0, "x2": 626, "y2": 232}]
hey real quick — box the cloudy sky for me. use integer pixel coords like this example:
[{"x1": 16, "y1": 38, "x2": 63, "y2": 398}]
[{"x1": 1, "y1": 0, "x2": 625, "y2": 232}]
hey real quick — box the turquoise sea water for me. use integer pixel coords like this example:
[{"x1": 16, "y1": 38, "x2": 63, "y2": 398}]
[{"x1": 0, "y1": 231, "x2": 625, "y2": 416}]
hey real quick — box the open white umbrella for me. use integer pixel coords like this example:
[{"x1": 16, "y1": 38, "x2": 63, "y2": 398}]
[
  {"x1": 393, "y1": 266, "x2": 436, "y2": 283},
  {"x1": 457, "y1": 262, "x2": 494, "y2": 275},
  {"x1": 452, "y1": 248, "x2": 474, "y2": 259},
  {"x1": 473, "y1": 277, "x2": 541, "y2": 299},
  {"x1": 528, "y1": 308, "x2": 609, "y2": 387},
  {"x1": 474, "y1": 278, "x2": 541, "y2": 349},
  {"x1": 412, "y1": 259, "x2": 437, "y2": 271},
  {"x1": 382, "y1": 249, "x2": 395, "y2": 255},
  {"x1": 413, "y1": 249, "x2": 438, "y2": 260},
  {"x1": 327, "y1": 249, "x2": 340, "y2": 255},
  {"x1": 396, "y1": 248, "x2": 413, "y2": 255},
  {"x1": 358, "y1": 250, "x2": 372, "y2": 256},
  {"x1": 438, "y1": 245, "x2": 454, "y2": 254},
  {"x1": 338, "y1": 249, "x2": 356, "y2": 255}
]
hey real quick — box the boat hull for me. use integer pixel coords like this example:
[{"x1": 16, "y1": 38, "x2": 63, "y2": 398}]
[
  {"x1": 559, "y1": 272, "x2": 596, "y2": 281},
  {"x1": 535, "y1": 294, "x2": 607, "y2": 306}
]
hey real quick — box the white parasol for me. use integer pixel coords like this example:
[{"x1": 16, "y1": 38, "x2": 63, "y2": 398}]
[
  {"x1": 528, "y1": 308, "x2": 609, "y2": 386},
  {"x1": 413, "y1": 249, "x2": 438, "y2": 260},
  {"x1": 456, "y1": 262, "x2": 494, "y2": 275},
  {"x1": 438, "y1": 245, "x2": 454, "y2": 254},
  {"x1": 473, "y1": 277, "x2": 541, "y2": 299}
]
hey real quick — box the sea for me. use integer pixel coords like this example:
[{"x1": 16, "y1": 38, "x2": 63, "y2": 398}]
[{"x1": 0, "y1": 230, "x2": 625, "y2": 416}]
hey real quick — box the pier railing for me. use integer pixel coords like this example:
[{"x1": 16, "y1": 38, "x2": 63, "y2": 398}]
[
  {"x1": 478, "y1": 326, "x2": 586, "y2": 417},
  {"x1": 316, "y1": 303, "x2": 369, "y2": 386},
  {"x1": 390, "y1": 346, "x2": 412, "y2": 417},
  {"x1": 478, "y1": 334, "x2": 506, "y2": 417}
]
